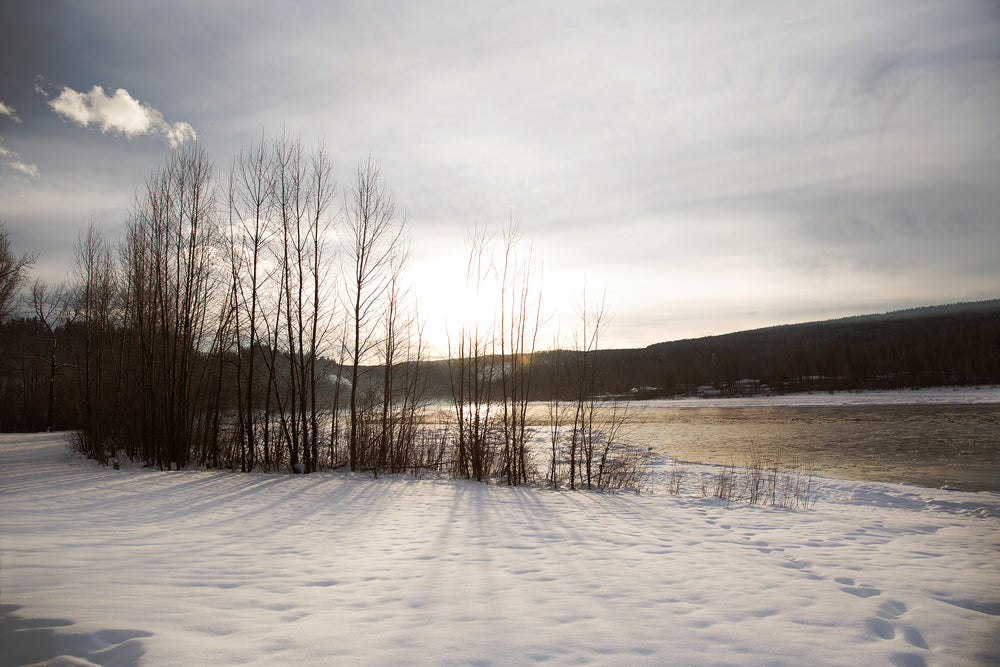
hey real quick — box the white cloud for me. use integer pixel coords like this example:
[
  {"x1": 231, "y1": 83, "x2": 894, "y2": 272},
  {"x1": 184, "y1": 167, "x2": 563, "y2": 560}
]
[
  {"x1": 162, "y1": 120, "x2": 197, "y2": 148},
  {"x1": 0, "y1": 137, "x2": 39, "y2": 178},
  {"x1": 0, "y1": 100, "x2": 21, "y2": 123},
  {"x1": 47, "y1": 85, "x2": 196, "y2": 147}
]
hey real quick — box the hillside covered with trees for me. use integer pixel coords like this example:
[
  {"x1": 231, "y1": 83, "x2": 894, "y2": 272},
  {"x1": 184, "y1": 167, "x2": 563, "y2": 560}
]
[
  {"x1": 581, "y1": 300, "x2": 1000, "y2": 398},
  {"x1": 402, "y1": 300, "x2": 1000, "y2": 400}
]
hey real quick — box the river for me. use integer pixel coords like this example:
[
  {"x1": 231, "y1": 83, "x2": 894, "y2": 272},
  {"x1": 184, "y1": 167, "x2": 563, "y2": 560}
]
[{"x1": 620, "y1": 389, "x2": 1000, "y2": 493}]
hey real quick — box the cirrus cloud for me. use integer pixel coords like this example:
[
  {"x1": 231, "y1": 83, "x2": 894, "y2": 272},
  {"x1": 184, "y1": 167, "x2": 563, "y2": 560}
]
[
  {"x1": 0, "y1": 99, "x2": 36, "y2": 177},
  {"x1": 0, "y1": 137, "x2": 39, "y2": 178},
  {"x1": 47, "y1": 85, "x2": 196, "y2": 148},
  {"x1": 0, "y1": 100, "x2": 21, "y2": 123}
]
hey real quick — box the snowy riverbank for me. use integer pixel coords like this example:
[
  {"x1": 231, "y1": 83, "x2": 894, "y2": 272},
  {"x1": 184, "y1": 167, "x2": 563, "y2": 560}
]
[{"x1": 2, "y1": 433, "x2": 998, "y2": 666}]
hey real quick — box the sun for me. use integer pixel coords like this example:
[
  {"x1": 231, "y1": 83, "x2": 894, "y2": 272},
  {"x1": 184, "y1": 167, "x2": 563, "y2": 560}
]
[
  {"x1": 412, "y1": 250, "x2": 505, "y2": 355},
  {"x1": 464, "y1": 275, "x2": 507, "y2": 324}
]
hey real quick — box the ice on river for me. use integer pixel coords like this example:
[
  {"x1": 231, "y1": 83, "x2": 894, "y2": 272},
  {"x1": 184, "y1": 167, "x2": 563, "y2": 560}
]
[{"x1": 2, "y1": 432, "x2": 998, "y2": 666}]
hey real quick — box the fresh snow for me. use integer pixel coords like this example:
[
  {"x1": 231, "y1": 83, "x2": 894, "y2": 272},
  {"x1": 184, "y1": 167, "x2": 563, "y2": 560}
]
[{"x1": 2, "y1": 433, "x2": 999, "y2": 666}]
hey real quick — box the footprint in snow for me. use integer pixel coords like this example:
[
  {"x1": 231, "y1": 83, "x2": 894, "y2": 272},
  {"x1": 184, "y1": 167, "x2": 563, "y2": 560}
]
[
  {"x1": 841, "y1": 585, "x2": 881, "y2": 598},
  {"x1": 889, "y1": 652, "x2": 928, "y2": 667},
  {"x1": 866, "y1": 617, "x2": 896, "y2": 640},
  {"x1": 865, "y1": 599, "x2": 930, "y2": 655},
  {"x1": 876, "y1": 599, "x2": 908, "y2": 620}
]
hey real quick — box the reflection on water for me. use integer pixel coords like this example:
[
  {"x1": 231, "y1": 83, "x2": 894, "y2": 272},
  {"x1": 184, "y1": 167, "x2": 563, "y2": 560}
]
[{"x1": 621, "y1": 404, "x2": 1000, "y2": 493}]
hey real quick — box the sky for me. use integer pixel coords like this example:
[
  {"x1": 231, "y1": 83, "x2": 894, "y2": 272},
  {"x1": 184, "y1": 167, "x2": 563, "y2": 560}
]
[{"x1": 1, "y1": 0, "x2": 998, "y2": 352}]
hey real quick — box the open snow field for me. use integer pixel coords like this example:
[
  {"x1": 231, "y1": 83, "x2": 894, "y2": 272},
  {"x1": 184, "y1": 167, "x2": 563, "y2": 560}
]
[{"x1": 2, "y1": 432, "x2": 999, "y2": 666}]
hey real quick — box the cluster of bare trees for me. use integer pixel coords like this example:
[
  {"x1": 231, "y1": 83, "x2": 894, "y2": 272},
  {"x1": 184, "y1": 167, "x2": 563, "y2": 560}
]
[
  {"x1": 223, "y1": 134, "x2": 339, "y2": 473},
  {"x1": 342, "y1": 158, "x2": 434, "y2": 476},
  {"x1": 121, "y1": 147, "x2": 224, "y2": 469},
  {"x1": 443, "y1": 230, "x2": 648, "y2": 491},
  {"x1": 445, "y1": 226, "x2": 544, "y2": 485},
  {"x1": 72, "y1": 222, "x2": 119, "y2": 461},
  {"x1": 578, "y1": 295, "x2": 646, "y2": 491},
  {"x1": 2, "y1": 139, "x2": 648, "y2": 492},
  {"x1": 19, "y1": 137, "x2": 422, "y2": 474},
  {"x1": 546, "y1": 288, "x2": 647, "y2": 492}
]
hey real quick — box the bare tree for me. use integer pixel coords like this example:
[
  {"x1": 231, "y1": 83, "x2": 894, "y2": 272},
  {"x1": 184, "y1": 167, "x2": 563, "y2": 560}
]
[
  {"x1": 446, "y1": 227, "x2": 499, "y2": 482},
  {"x1": 496, "y1": 223, "x2": 542, "y2": 486},
  {"x1": 226, "y1": 134, "x2": 274, "y2": 471},
  {"x1": 546, "y1": 330, "x2": 567, "y2": 488},
  {"x1": 444, "y1": 224, "x2": 543, "y2": 485},
  {"x1": 304, "y1": 142, "x2": 337, "y2": 472},
  {"x1": 569, "y1": 285, "x2": 607, "y2": 490},
  {"x1": 273, "y1": 132, "x2": 307, "y2": 472},
  {"x1": 371, "y1": 240, "x2": 431, "y2": 476},
  {"x1": 344, "y1": 157, "x2": 404, "y2": 472},
  {"x1": 375, "y1": 244, "x2": 407, "y2": 475},
  {"x1": 71, "y1": 221, "x2": 120, "y2": 463},
  {"x1": 0, "y1": 222, "x2": 36, "y2": 323},
  {"x1": 566, "y1": 286, "x2": 645, "y2": 491},
  {"x1": 31, "y1": 280, "x2": 76, "y2": 431},
  {"x1": 272, "y1": 132, "x2": 339, "y2": 472}
]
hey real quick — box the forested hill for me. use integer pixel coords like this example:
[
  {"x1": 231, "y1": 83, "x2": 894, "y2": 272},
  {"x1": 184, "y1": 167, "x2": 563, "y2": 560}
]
[
  {"x1": 584, "y1": 299, "x2": 1000, "y2": 397},
  {"x1": 410, "y1": 300, "x2": 1000, "y2": 399}
]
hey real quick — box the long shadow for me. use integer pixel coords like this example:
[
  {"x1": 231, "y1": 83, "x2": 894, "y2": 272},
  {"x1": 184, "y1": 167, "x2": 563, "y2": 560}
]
[{"x1": 0, "y1": 604, "x2": 151, "y2": 667}]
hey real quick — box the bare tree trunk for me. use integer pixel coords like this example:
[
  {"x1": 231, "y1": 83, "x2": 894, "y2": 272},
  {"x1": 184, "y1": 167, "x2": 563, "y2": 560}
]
[
  {"x1": 496, "y1": 223, "x2": 541, "y2": 486},
  {"x1": 228, "y1": 134, "x2": 273, "y2": 471},
  {"x1": 547, "y1": 337, "x2": 565, "y2": 489},
  {"x1": 274, "y1": 133, "x2": 303, "y2": 472},
  {"x1": 345, "y1": 157, "x2": 403, "y2": 472},
  {"x1": 307, "y1": 144, "x2": 336, "y2": 471},
  {"x1": 31, "y1": 281, "x2": 75, "y2": 431},
  {"x1": 70, "y1": 222, "x2": 118, "y2": 463}
]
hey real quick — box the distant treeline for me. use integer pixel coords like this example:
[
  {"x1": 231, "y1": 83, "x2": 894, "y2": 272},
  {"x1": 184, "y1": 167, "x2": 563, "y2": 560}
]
[
  {"x1": 5, "y1": 284, "x2": 997, "y2": 435},
  {"x1": 560, "y1": 301, "x2": 1000, "y2": 398},
  {"x1": 402, "y1": 301, "x2": 1000, "y2": 400}
]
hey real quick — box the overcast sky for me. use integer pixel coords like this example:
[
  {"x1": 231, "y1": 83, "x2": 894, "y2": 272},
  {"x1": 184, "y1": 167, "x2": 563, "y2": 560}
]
[{"x1": 2, "y1": 0, "x2": 998, "y2": 351}]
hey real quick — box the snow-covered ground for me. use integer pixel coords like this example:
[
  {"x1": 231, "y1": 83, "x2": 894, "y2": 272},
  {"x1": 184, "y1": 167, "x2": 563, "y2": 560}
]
[
  {"x1": 630, "y1": 386, "x2": 1000, "y2": 409},
  {"x1": 2, "y1": 433, "x2": 998, "y2": 666}
]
